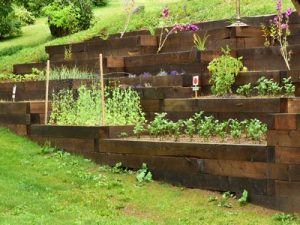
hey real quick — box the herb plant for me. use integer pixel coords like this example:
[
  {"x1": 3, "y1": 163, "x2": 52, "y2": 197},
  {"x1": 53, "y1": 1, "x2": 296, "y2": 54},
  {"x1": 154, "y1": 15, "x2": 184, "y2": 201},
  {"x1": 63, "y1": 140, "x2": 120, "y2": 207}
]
[
  {"x1": 236, "y1": 83, "x2": 252, "y2": 97},
  {"x1": 283, "y1": 77, "x2": 295, "y2": 96},
  {"x1": 255, "y1": 77, "x2": 282, "y2": 96},
  {"x1": 183, "y1": 118, "x2": 195, "y2": 141},
  {"x1": 229, "y1": 119, "x2": 242, "y2": 139},
  {"x1": 246, "y1": 119, "x2": 267, "y2": 141},
  {"x1": 133, "y1": 122, "x2": 146, "y2": 139},
  {"x1": 208, "y1": 46, "x2": 243, "y2": 96}
]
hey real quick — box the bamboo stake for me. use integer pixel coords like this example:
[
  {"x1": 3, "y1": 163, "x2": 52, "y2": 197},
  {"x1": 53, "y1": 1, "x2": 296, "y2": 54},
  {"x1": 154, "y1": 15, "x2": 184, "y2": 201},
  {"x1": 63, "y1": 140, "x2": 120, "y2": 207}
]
[
  {"x1": 44, "y1": 60, "x2": 50, "y2": 125},
  {"x1": 99, "y1": 54, "x2": 106, "y2": 126}
]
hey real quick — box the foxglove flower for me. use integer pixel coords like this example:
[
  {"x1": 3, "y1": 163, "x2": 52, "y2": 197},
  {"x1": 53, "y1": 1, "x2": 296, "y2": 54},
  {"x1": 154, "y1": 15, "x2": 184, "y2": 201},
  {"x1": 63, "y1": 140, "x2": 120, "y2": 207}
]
[
  {"x1": 286, "y1": 8, "x2": 293, "y2": 17},
  {"x1": 162, "y1": 7, "x2": 169, "y2": 18}
]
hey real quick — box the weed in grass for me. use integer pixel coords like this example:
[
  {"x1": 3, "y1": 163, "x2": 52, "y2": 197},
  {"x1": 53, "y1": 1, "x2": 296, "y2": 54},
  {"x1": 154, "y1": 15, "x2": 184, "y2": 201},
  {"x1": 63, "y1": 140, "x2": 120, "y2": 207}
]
[
  {"x1": 238, "y1": 190, "x2": 248, "y2": 206},
  {"x1": 136, "y1": 163, "x2": 152, "y2": 183}
]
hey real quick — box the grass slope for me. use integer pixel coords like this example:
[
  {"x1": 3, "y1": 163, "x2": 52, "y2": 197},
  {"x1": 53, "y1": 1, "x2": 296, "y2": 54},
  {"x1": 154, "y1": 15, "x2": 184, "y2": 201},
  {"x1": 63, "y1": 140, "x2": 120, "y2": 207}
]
[
  {"x1": 0, "y1": 127, "x2": 299, "y2": 225},
  {"x1": 0, "y1": 0, "x2": 295, "y2": 73}
]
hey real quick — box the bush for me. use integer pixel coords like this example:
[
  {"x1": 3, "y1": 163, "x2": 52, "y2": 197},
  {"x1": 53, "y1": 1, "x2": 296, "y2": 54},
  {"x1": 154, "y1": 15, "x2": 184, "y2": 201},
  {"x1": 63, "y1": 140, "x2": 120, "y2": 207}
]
[
  {"x1": 19, "y1": 0, "x2": 53, "y2": 17},
  {"x1": 0, "y1": 1, "x2": 22, "y2": 39},
  {"x1": 207, "y1": 46, "x2": 243, "y2": 96},
  {"x1": 44, "y1": 0, "x2": 93, "y2": 37},
  {"x1": 14, "y1": 5, "x2": 36, "y2": 25},
  {"x1": 92, "y1": 0, "x2": 108, "y2": 7}
]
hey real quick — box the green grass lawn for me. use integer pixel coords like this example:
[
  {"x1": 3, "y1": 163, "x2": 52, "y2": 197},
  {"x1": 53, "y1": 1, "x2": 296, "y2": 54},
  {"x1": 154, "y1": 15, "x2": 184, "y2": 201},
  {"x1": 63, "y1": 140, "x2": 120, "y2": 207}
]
[
  {"x1": 0, "y1": 127, "x2": 299, "y2": 225},
  {"x1": 0, "y1": 0, "x2": 295, "y2": 74}
]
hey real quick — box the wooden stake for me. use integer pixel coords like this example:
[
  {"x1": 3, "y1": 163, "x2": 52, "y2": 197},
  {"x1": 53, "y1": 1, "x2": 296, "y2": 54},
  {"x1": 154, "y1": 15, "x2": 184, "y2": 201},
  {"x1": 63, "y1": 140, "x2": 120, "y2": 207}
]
[
  {"x1": 99, "y1": 54, "x2": 106, "y2": 126},
  {"x1": 44, "y1": 60, "x2": 50, "y2": 125}
]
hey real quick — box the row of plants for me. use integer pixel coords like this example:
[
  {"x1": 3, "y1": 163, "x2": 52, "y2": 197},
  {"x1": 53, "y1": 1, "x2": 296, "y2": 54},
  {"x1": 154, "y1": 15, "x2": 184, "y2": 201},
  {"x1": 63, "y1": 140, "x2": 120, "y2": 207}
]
[
  {"x1": 132, "y1": 112, "x2": 267, "y2": 143},
  {"x1": 237, "y1": 76, "x2": 295, "y2": 97},
  {"x1": 50, "y1": 84, "x2": 145, "y2": 126},
  {"x1": 207, "y1": 46, "x2": 296, "y2": 97}
]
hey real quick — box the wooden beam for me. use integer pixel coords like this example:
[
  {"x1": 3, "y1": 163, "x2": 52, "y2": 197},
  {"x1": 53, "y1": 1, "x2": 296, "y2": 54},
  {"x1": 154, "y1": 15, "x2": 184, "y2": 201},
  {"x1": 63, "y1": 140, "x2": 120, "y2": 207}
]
[{"x1": 292, "y1": 0, "x2": 300, "y2": 15}]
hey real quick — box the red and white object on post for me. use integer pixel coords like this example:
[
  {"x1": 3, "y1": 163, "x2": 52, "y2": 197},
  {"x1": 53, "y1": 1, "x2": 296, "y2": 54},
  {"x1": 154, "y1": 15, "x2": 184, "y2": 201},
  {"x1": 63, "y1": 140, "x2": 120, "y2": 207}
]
[{"x1": 192, "y1": 75, "x2": 200, "y2": 98}]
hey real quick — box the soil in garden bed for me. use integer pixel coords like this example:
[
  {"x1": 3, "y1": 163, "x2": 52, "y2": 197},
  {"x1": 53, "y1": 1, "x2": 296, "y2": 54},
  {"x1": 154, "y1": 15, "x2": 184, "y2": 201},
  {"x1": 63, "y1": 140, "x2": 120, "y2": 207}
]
[{"x1": 124, "y1": 134, "x2": 267, "y2": 145}]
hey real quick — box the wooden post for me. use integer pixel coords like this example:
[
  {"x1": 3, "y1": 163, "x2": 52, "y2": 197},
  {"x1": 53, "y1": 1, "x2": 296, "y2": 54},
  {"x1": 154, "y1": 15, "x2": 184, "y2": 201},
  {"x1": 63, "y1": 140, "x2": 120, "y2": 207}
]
[
  {"x1": 99, "y1": 54, "x2": 106, "y2": 126},
  {"x1": 44, "y1": 60, "x2": 50, "y2": 125}
]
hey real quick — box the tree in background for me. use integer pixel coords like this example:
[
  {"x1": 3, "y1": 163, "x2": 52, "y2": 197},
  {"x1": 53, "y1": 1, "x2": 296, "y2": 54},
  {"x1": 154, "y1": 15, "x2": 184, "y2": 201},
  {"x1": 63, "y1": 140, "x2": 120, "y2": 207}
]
[
  {"x1": 43, "y1": 0, "x2": 94, "y2": 37},
  {"x1": 0, "y1": 0, "x2": 22, "y2": 39}
]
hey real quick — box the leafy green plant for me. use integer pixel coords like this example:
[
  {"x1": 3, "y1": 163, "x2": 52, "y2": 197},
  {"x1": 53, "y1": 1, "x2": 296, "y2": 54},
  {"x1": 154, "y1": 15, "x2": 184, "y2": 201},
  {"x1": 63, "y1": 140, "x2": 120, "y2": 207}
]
[
  {"x1": 273, "y1": 213, "x2": 297, "y2": 224},
  {"x1": 218, "y1": 192, "x2": 233, "y2": 208},
  {"x1": 229, "y1": 119, "x2": 242, "y2": 139},
  {"x1": 183, "y1": 118, "x2": 196, "y2": 141},
  {"x1": 193, "y1": 32, "x2": 209, "y2": 51},
  {"x1": 133, "y1": 122, "x2": 146, "y2": 139},
  {"x1": 197, "y1": 116, "x2": 217, "y2": 138},
  {"x1": 167, "y1": 120, "x2": 183, "y2": 142},
  {"x1": 236, "y1": 83, "x2": 252, "y2": 97},
  {"x1": 148, "y1": 113, "x2": 169, "y2": 140},
  {"x1": 43, "y1": 0, "x2": 93, "y2": 37},
  {"x1": 283, "y1": 77, "x2": 295, "y2": 96},
  {"x1": 64, "y1": 46, "x2": 72, "y2": 61},
  {"x1": 136, "y1": 163, "x2": 152, "y2": 183},
  {"x1": 207, "y1": 46, "x2": 243, "y2": 96},
  {"x1": 246, "y1": 119, "x2": 267, "y2": 142},
  {"x1": 238, "y1": 190, "x2": 248, "y2": 206},
  {"x1": 215, "y1": 121, "x2": 229, "y2": 139},
  {"x1": 255, "y1": 77, "x2": 282, "y2": 96},
  {"x1": 119, "y1": 132, "x2": 128, "y2": 139},
  {"x1": 111, "y1": 162, "x2": 127, "y2": 174}
]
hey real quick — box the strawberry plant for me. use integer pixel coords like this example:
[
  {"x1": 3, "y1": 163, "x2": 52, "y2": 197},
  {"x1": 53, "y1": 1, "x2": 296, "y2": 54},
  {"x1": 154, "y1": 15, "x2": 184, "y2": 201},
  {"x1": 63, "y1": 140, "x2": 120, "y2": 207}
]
[{"x1": 208, "y1": 46, "x2": 243, "y2": 96}]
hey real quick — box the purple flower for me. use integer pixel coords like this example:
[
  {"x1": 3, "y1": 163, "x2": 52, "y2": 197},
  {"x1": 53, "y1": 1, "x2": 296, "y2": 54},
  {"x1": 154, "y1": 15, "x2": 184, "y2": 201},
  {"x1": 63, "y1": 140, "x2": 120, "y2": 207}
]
[
  {"x1": 142, "y1": 72, "x2": 152, "y2": 77},
  {"x1": 171, "y1": 24, "x2": 184, "y2": 33},
  {"x1": 281, "y1": 23, "x2": 288, "y2": 29},
  {"x1": 276, "y1": 0, "x2": 282, "y2": 12},
  {"x1": 162, "y1": 7, "x2": 169, "y2": 18},
  {"x1": 169, "y1": 70, "x2": 179, "y2": 76},
  {"x1": 286, "y1": 8, "x2": 293, "y2": 17},
  {"x1": 186, "y1": 24, "x2": 199, "y2": 31},
  {"x1": 135, "y1": 84, "x2": 144, "y2": 88}
]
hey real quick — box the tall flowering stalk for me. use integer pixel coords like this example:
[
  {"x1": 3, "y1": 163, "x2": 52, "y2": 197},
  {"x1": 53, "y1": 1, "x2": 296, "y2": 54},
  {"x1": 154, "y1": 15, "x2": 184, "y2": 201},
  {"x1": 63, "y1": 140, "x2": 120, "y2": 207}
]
[
  {"x1": 275, "y1": 0, "x2": 293, "y2": 70},
  {"x1": 157, "y1": 7, "x2": 199, "y2": 53},
  {"x1": 120, "y1": 0, "x2": 135, "y2": 38},
  {"x1": 262, "y1": 0, "x2": 293, "y2": 70}
]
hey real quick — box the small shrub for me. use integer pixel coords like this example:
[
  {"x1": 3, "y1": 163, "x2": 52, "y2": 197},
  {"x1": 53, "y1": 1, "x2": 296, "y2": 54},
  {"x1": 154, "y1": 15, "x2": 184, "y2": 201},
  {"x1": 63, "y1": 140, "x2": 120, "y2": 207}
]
[
  {"x1": 208, "y1": 46, "x2": 243, "y2": 96},
  {"x1": 14, "y1": 5, "x2": 36, "y2": 26},
  {"x1": 236, "y1": 83, "x2": 252, "y2": 97},
  {"x1": 92, "y1": 0, "x2": 108, "y2": 7},
  {"x1": 44, "y1": 0, "x2": 93, "y2": 37}
]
